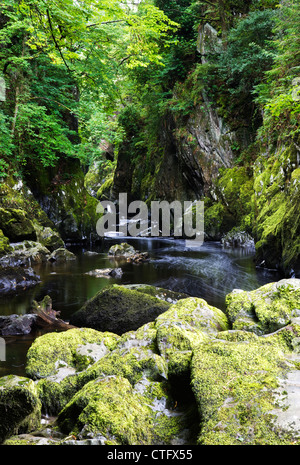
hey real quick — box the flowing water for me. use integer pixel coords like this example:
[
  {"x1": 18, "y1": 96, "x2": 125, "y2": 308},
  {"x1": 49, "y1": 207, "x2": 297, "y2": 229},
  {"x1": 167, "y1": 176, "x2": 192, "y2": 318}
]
[{"x1": 0, "y1": 237, "x2": 282, "y2": 378}]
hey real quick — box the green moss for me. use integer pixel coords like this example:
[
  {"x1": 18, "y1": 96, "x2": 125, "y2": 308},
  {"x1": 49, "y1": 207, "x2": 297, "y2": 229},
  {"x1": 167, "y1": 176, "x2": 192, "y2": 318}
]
[
  {"x1": 155, "y1": 297, "x2": 230, "y2": 376},
  {"x1": 26, "y1": 327, "x2": 120, "y2": 380},
  {"x1": 191, "y1": 335, "x2": 295, "y2": 445},
  {"x1": 0, "y1": 229, "x2": 12, "y2": 256},
  {"x1": 204, "y1": 201, "x2": 235, "y2": 239},
  {"x1": 217, "y1": 166, "x2": 254, "y2": 223},
  {"x1": 253, "y1": 144, "x2": 300, "y2": 272},
  {"x1": 70, "y1": 284, "x2": 171, "y2": 335},
  {"x1": 3, "y1": 438, "x2": 34, "y2": 445},
  {"x1": 57, "y1": 374, "x2": 193, "y2": 445},
  {"x1": 0, "y1": 208, "x2": 37, "y2": 242},
  {"x1": 0, "y1": 376, "x2": 42, "y2": 444},
  {"x1": 96, "y1": 175, "x2": 114, "y2": 200},
  {"x1": 57, "y1": 375, "x2": 156, "y2": 444},
  {"x1": 78, "y1": 325, "x2": 167, "y2": 387},
  {"x1": 225, "y1": 279, "x2": 300, "y2": 334},
  {"x1": 34, "y1": 225, "x2": 64, "y2": 251},
  {"x1": 0, "y1": 176, "x2": 53, "y2": 229}
]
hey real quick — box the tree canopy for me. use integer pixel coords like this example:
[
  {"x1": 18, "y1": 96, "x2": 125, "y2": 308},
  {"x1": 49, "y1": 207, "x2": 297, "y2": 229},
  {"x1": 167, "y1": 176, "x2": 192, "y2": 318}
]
[{"x1": 0, "y1": 0, "x2": 178, "y2": 175}]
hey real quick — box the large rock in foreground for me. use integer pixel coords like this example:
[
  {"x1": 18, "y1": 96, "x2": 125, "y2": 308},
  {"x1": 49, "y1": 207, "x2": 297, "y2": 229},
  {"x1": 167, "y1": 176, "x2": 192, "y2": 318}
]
[
  {"x1": 70, "y1": 285, "x2": 171, "y2": 335},
  {"x1": 5, "y1": 280, "x2": 300, "y2": 445},
  {"x1": 155, "y1": 297, "x2": 230, "y2": 376},
  {"x1": 191, "y1": 325, "x2": 300, "y2": 445},
  {"x1": 0, "y1": 375, "x2": 41, "y2": 444}
]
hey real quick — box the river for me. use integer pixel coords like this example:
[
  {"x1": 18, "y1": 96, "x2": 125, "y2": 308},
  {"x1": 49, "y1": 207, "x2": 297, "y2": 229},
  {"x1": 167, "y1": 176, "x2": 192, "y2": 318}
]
[{"x1": 0, "y1": 237, "x2": 282, "y2": 378}]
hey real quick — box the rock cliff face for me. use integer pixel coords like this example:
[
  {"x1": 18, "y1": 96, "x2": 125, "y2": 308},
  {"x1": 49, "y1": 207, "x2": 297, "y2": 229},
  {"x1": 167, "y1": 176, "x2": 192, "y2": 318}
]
[
  {"x1": 24, "y1": 159, "x2": 99, "y2": 243},
  {"x1": 0, "y1": 160, "x2": 99, "y2": 268},
  {"x1": 253, "y1": 141, "x2": 300, "y2": 275},
  {"x1": 105, "y1": 23, "x2": 236, "y2": 205},
  {"x1": 110, "y1": 101, "x2": 236, "y2": 204}
]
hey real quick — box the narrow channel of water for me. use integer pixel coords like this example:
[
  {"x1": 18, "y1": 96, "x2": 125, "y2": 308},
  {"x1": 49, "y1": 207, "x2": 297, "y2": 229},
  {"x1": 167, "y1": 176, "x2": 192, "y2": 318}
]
[{"x1": 0, "y1": 237, "x2": 282, "y2": 377}]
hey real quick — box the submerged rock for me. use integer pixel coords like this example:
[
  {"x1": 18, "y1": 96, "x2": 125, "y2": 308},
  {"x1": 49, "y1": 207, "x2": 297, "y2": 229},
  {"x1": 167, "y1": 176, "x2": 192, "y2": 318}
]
[
  {"x1": 0, "y1": 266, "x2": 40, "y2": 294},
  {"x1": 0, "y1": 314, "x2": 37, "y2": 336},
  {"x1": 70, "y1": 284, "x2": 171, "y2": 335},
  {"x1": 85, "y1": 268, "x2": 123, "y2": 278}
]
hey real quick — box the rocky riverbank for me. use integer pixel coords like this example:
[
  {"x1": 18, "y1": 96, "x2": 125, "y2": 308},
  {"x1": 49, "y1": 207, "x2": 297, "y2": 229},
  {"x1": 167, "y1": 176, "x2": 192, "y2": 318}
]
[{"x1": 1, "y1": 279, "x2": 300, "y2": 445}]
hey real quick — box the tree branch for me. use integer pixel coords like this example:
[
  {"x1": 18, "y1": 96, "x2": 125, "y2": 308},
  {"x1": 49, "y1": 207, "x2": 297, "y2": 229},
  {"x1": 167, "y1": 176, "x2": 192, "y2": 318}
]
[
  {"x1": 46, "y1": 9, "x2": 71, "y2": 73},
  {"x1": 87, "y1": 19, "x2": 128, "y2": 28}
]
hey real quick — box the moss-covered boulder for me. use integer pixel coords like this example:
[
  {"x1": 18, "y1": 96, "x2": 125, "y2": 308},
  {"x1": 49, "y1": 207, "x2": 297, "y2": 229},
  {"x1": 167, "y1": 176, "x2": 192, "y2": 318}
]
[
  {"x1": 0, "y1": 208, "x2": 37, "y2": 242},
  {"x1": 78, "y1": 322, "x2": 167, "y2": 387},
  {"x1": 48, "y1": 247, "x2": 76, "y2": 262},
  {"x1": 35, "y1": 226, "x2": 65, "y2": 252},
  {"x1": 26, "y1": 322, "x2": 166, "y2": 415},
  {"x1": 5, "y1": 241, "x2": 51, "y2": 266},
  {"x1": 108, "y1": 242, "x2": 137, "y2": 257},
  {"x1": 225, "y1": 278, "x2": 300, "y2": 335},
  {"x1": 57, "y1": 375, "x2": 175, "y2": 445},
  {"x1": 56, "y1": 325, "x2": 195, "y2": 445},
  {"x1": 0, "y1": 375, "x2": 41, "y2": 444},
  {"x1": 26, "y1": 327, "x2": 119, "y2": 380},
  {"x1": 70, "y1": 285, "x2": 171, "y2": 335},
  {"x1": 191, "y1": 324, "x2": 300, "y2": 445},
  {"x1": 155, "y1": 297, "x2": 230, "y2": 376},
  {"x1": 26, "y1": 328, "x2": 120, "y2": 414},
  {"x1": 0, "y1": 229, "x2": 12, "y2": 256}
]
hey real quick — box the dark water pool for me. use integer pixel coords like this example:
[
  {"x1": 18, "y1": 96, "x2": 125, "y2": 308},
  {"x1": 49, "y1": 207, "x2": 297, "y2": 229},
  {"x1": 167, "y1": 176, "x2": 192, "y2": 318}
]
[{"x1": 0, "y1": 237, "x2": 282, "y2": 377}]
